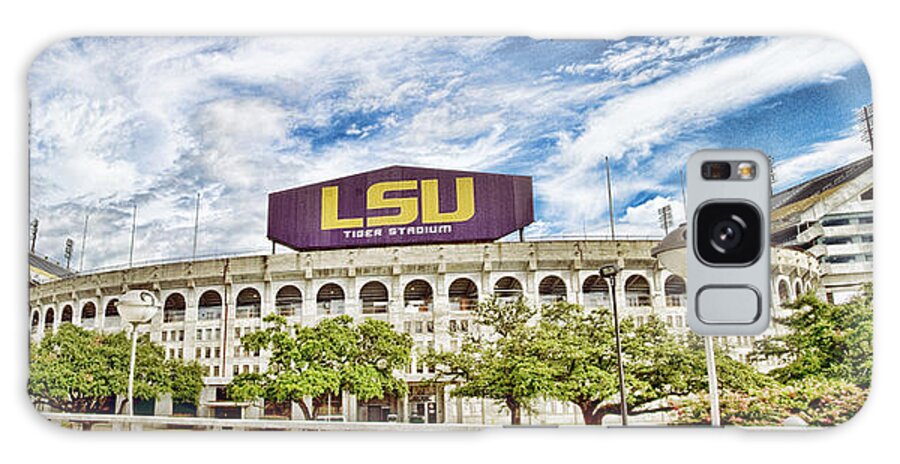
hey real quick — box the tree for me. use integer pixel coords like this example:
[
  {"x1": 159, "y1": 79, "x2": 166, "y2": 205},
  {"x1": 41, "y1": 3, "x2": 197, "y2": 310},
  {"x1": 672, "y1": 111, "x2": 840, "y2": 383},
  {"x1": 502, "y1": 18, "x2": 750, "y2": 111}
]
[
  {"x1": 425, "y1": 297, "x2": 555, "y2": 425},
  {"x1": 750, "y1": 285, "x2": 873, "y2": 387},
  {"x1": 228, "y1": 314, "x2": 412, "y2": 420},
  {"x1": 28, "y1": 323, "x2": 204, "y2": 413},
  {"x1": 673, "y1": 378, "x2": 868, "y2": 426},
  {"x1": 539, "y1": 302, "x2": 770, "y2": 425}
]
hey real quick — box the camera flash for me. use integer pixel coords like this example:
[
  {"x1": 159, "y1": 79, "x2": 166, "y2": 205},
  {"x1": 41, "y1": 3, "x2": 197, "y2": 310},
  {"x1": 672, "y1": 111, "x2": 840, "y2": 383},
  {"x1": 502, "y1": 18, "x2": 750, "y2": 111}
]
[{"x1": 737, "y1": 162, "x2": 756, "y2": 180}]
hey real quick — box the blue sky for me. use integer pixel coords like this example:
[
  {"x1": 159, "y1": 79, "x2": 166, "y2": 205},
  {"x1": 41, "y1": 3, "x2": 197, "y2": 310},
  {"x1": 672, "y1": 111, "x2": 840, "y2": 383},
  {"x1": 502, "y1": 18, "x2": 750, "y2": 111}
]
[{"x1": 28, "y1": 36, "x2": 871, "y2": 270}]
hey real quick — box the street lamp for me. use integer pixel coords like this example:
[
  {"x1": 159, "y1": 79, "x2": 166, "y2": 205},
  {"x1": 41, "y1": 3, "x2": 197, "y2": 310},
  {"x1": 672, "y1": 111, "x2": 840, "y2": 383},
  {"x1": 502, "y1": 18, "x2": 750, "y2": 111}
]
[
  {"x1": 599, "y1": 263, "x2": 628, "y2": 426},
  {"x1": 650, "y1": 225, "x2": 721, "y2": 427},
  {"x1": 117, "y1": 290, "x2": 160, "y2": 416}
]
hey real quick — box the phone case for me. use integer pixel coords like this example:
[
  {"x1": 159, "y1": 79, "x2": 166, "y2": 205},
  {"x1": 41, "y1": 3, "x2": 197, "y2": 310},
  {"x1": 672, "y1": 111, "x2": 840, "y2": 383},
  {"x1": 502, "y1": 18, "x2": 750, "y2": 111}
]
[{"x1": 27, "y1": 36, "x2": 873, "y2": 430}]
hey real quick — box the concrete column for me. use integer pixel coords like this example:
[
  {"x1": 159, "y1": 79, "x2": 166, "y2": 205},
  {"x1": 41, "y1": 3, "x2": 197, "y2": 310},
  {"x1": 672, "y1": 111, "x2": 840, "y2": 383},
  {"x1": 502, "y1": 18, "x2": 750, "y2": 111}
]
[
  {"x1": 303, "y1": 279, "x2": 315, "y2": 323},
  {"x1": 345, "y1": 392, "x2": 358, "y2": 422},
  {"x1": 400, "y1": 392, "x2": 409, "y2": 422},
  {"x1": 156, "y1": 393, "x2": 173, "y2": 417}
]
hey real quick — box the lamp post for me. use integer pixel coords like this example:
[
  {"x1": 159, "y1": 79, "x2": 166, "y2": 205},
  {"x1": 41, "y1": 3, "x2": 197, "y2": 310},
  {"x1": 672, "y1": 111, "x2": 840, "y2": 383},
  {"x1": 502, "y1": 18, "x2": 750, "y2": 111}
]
[
  {"x1": 116, "y1": 290, "x2": 160, "y2": 416},
  {"x1": 650, "y1": 225, "x2": 721, "y2": 427},
  {"x1": 600, "y1": 263, "x2": 628, "y2": 426}
]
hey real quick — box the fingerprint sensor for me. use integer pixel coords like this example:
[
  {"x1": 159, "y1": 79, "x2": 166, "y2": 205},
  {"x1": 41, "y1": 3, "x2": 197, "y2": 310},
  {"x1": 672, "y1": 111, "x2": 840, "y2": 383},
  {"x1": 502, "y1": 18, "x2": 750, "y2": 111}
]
[{"x1": 696, "y1": 285, "x2": 761, "y2": 324}]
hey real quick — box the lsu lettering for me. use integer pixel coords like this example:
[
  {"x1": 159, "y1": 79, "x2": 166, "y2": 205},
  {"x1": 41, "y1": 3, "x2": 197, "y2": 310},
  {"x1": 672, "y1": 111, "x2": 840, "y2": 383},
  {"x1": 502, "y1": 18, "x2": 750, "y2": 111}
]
[{"x1": 320, "y1": 177, "x2": 475, "y2": 230}]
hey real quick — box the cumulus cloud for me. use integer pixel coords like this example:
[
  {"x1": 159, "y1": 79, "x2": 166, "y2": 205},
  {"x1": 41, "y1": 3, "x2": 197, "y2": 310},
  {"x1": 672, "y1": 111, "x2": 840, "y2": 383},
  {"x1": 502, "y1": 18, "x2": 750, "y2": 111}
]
[
  {"x1": 27, "y1": 36, "x2": 867, "y2": 269},
  {"x1": 774, "y1": 133, "x2": 870, "y2": 190},
  {"x1": 538, "y1": 37, "x2": 863, "y2": 232}
]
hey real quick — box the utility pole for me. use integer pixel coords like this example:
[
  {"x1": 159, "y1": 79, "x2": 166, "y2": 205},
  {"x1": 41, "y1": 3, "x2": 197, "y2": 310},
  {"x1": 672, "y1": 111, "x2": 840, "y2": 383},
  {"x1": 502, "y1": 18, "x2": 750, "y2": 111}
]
[
  {"x1": 604, "y1": 156, "x2": 628, "y2": 426},
  {"x1": 128, "y1": 203, "x2": 137, "y2": 268},
  {"x1": 192, "y1": 193, "x2": 201, "y2": 261},
  {"x1": 79, "y1": 214, "x2": 89, "y2": 272}
]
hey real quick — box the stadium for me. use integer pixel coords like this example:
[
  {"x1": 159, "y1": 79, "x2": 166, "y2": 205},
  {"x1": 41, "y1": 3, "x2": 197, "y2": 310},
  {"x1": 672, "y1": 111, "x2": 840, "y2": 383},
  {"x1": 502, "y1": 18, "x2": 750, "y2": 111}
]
[{"x1": 28, "y1": 161, "x2": 864, "y2": 426}]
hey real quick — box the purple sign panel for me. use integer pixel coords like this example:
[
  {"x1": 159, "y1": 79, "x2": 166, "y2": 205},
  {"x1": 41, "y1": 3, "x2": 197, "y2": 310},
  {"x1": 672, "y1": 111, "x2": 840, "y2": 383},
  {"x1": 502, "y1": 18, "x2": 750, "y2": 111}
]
[{"x1": 268, "y1": 166, "x2": 534, "y2": 251}]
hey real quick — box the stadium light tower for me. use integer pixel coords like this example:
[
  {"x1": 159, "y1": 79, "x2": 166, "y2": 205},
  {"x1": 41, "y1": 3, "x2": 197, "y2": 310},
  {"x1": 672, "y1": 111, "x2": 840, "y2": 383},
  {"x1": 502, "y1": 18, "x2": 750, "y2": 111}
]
[{"x1": 116, "y1": 290, "x2": 160, "y2": 416}]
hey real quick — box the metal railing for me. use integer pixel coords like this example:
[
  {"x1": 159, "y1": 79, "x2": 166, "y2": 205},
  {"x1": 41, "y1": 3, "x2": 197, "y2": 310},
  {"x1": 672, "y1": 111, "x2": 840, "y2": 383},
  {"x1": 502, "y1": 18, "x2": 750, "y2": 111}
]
[
  {"x1": 65, "y1": 236, "x2": 666, "y2": 277},
  {"x1": 41, "y1": 412, "x2": 485, "y2": 431}
]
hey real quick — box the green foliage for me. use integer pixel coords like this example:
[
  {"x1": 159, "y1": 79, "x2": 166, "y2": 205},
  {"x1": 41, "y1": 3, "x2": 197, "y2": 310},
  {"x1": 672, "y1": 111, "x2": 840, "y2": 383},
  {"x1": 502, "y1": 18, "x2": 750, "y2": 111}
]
[
  {"x1": 427, "y1": 299, "x2": 770, "y2": 425},
  {"x1": 425, "y1": 297, "x2": 554, "y2": 424},
  {"x1": 673, "y1": 378, "x2": 868, "y2": 426},
  {"x1": 750, "y1": 285, "x2": 873, "y2": 387},
  {"x1": 227, "y1": 314, "x2": 412, "y2": 419},
  {"x1": 28, "y1": 323, "x2": 204, "y2": 413},
  {"x1": 540, "y1": 302, "x2": 768, "y2": 424}
]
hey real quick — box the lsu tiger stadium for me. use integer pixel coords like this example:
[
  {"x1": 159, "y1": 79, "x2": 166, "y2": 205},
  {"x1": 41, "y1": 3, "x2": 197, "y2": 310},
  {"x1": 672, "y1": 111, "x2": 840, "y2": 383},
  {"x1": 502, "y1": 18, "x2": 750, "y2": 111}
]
[{"x1": 29, "y1": 158, "x2": 871, "y2": 429}]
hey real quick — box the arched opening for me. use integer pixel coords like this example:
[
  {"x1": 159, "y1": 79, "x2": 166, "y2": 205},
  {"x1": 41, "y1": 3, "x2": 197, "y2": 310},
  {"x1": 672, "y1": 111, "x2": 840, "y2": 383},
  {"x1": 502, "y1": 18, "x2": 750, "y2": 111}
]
[
  {"x1": 275, "y1": 285, "x2": 302, "y2": 317},
  {"x1": 625, "y1": 275, "x2": 651, "y2": 307},
  {"x1": 317, "y1": 283, "x2": 345, "y2": 315},
  {"x1": 582, "y1": 275, "x2": 610, "y2": 308},
  {"x1": 360, "y1": 281, "x2": 389, "y2": 314},
  {"x1": 236, "y1": 288, "x2": 262, "y2": 319},
  {"x1": 403, "y1": 280, "x2": 433, "y2": 312},
  {"x1": 81, "y1": 302, "x2": 96, "y2": 328},
  {"x1": 664, "y1": 275, "x2": 687, "y2": 307},
  {"x1": 198, "y1": 290, "x2": 223, "y2": 321},
  {"x1": 794, "y1": 281, "x2": 803, "y2": 299},
  {"x1": 44, "y1": 308, "x2": 55, "y2": 333},
  {"x1": 61, "y1": 305, "x2": 73, "y2": 323},
  {"x1": 493, "y1": 277, "x2": 523, "y2": 302},
  {"x1": 31, "y1": 310, "x2": 40, "y2": 333},
  {"x1": 538, "y1": 276, "x2": 567, "y2": 304},
  {"x1": 104, "y1": 299, "x2": 120, "y2": 328},
  {"x1": 449, "y1": 278, "x2": 478, "y2": 311},
  {"x1": 777, "y1": 280, "x2": 791, "y2": 305},
  {"x1": 164, "y1": 293, "x2": 186, "y2": 323}
]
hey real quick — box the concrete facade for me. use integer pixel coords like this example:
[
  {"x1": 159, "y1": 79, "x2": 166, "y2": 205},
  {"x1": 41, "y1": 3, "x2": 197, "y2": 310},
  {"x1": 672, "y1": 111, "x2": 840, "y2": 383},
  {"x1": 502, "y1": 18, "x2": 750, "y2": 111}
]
[{"x1": 29, "y1": 239, "x2": 820, "y2": 425}]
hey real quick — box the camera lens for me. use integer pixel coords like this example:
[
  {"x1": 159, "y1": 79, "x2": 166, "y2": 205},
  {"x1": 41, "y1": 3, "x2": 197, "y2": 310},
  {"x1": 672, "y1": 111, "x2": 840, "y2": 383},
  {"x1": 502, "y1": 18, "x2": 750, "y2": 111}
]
[
  {"x1": 710, "y1": 217, "x2": 744, "y2": 252},
  {"x1": 695, "y1": 202, "x2": 762, "y2": 265}
]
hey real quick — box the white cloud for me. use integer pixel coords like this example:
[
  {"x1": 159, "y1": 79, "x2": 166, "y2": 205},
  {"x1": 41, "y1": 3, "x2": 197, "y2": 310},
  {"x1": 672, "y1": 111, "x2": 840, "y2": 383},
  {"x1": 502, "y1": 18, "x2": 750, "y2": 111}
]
[
  {"x1": 538, "y1": 37, "x2": 862, "y2": 230},
  {"x1": 27, "y1": 37, "x2": 866, "y2": 269},
  {"x1": 616, "y1": 195, "x2": 686, "y2": 237},
  {"x1": 774, "y1": 134, "x2": 870, "y2": 190}
]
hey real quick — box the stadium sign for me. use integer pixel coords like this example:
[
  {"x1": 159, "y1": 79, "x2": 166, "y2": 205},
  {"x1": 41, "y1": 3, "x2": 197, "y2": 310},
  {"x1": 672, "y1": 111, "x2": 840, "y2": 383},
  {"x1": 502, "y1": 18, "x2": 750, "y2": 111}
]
[{"x1": 268, "y1": 166, "x2": 534, "y2": 250}]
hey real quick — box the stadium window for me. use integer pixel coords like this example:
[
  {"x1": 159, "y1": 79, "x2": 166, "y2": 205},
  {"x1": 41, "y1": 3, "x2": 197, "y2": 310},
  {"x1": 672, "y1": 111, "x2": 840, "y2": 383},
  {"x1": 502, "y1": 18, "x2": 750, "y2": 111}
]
[
  {"x1": 664, "y1": 275, "x2": 687, "y2": 307},
  {"x1": 276, "y1": 285, "x2": 303, "y2": 317},
  {"x1": 198, "y1": 290, "x2": 223, "y2": 320},
  {"x1": 104, "y1": 299, "x2": 120, "y2": 328},
  {"x1": 316, "y1": 283, "x2": 346, "y2": 315},
  {"x1": 61, "y1": 305, "x2": 73, "y2": 323},
  {"x1": 448, "y1": 278, "x2": 479, "y2": 311},
  {"x1": 538, "y1": 275, "x2": 567, "y2": 304},
  {"x1": 236, "y1": 288, "x2": 262, "y2": 319},
  {"x1": 360, "y1": 281, "x2": 389, "y2": 314},
  {"x1": 80, "y1": 302, "x2": 96, "y2": 328},
  {"x1": 582, "y1": 275, "x2": 610, "y2": 308},
  {"x1": 404, "y1": 279, "x2": 434, "y2": 312},
  {"x1": 493, "y1": 277, "x2": 523, "y2": 302},
  {"x1": 163, "y1": 293, "x2": 186, "y2": 323}
]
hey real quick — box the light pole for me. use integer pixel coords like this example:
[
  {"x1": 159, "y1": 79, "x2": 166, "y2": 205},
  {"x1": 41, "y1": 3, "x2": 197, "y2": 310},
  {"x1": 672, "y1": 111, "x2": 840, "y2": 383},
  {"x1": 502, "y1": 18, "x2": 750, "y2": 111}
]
[
  {"x1": 116, "y1": 290, "x2": 160, "y2": 416},
  {"x1": 600, "y1": 263, "x2": 628, "y2": 426},
  {"x1": 650, "y1": 225, "x2": 721, "y2": 427}
]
